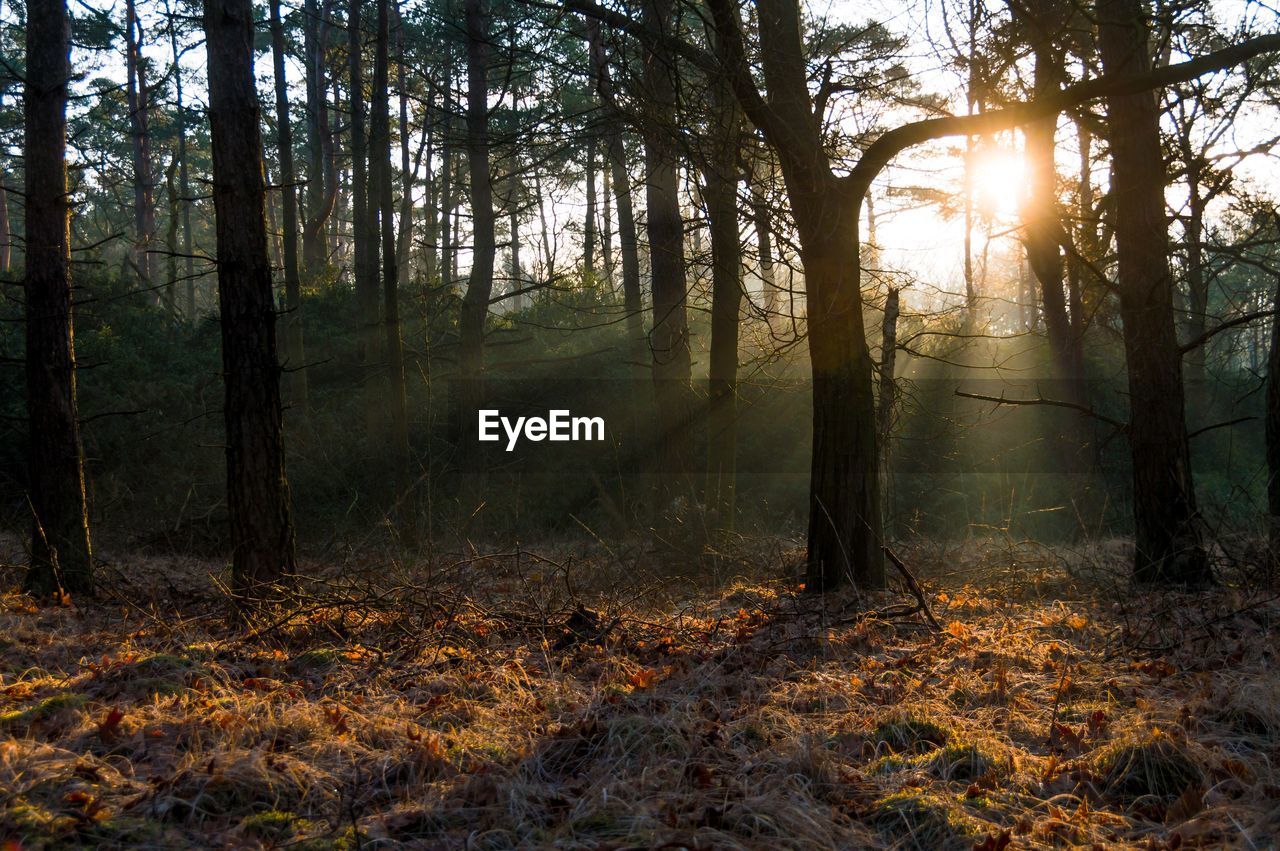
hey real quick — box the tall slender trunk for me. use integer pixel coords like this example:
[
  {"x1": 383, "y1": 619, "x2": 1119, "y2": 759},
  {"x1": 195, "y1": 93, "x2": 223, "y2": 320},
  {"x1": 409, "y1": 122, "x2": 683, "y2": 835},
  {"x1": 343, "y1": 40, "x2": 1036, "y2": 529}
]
[
  {"x1": 165, "y1": 153, "x2": 179, "y2": 316},
  {"x1": 372, "y1": 0, "x2": 411, "y2": 488},
  {"x1": 601, "y1": 154, "x2": 614, "y2": 289},
  {"x1": 749, "y1": 153, "x2": 776, "y2": 316},
  {"x1": 583, "y1": 137, "x2": 597, "y2": 278},
  {"x1": 642, "y1": 0, "x2": 694, "y2": 491},
  {"x1": 703, "y1": 63, "x2": 742, "y2": 532},
  {"x1": 1184, "y1": 173, "x2": 1208, "y2": 387},
  {"x1": 125, "y1": 0, "x2": 156, "y2": 294},
  {"x1": 302, "y1": 0, "x2": 337, "y2": 271},
  {"x1": 459, "y1": 0, "x2": 495, "y2": 386},
  {"x1": 349, "y1": 0, "x2": 380, "y2": 368},
  {"x1": 1018, "y1": 0, "x2": 1086, "y2": 404},
  {"x1": 422, "y1": 92, "x2": 438, "y2": 284},
  {"x1": 395, "y1": 0, "x2": 414, "y2": 287},
  {"x1": 203, "y1": 0, "x2": 298, "y2": 598},
  {"x1": 167, "y1": 3, "x2": 196, "y2": 318},
  {"x1": 24, "y1": 0, "x2": 93, "y2": 596},
  {"x1": 438, "y1": 87, "x2": 453, "y2": 287},
  {"x1": 586, "y1": 20, "x2": 643, "y2": 376},
  {"x1": 1266, "y1": 210, "x2": 1280, "y2": 566},
  {"x1": 270, "y1": 0, "x2": 307, "y2": 408},
  {"x1": 1098, "y1": 0, "x2": 1208, "y2": 585}
]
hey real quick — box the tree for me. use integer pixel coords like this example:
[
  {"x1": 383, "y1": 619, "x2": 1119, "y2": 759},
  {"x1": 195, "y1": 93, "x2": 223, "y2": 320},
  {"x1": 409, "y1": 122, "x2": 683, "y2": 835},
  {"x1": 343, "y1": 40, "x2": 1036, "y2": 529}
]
[
  {"x1": 125, "y1": 0, "x2": 157, "y2": 296},
  {"x1": 269, "y1": 0, "x2": 308, "y2": 408},
  {"x1": 1097, "y1": 0, "x2": 1208, "y2": 584},
  {"x1": 24, "y1": 0, "x2": 93, "y2": 596},
  {"x1": 641, "y1": 0, "x2": 695, "y2": 497},
  {"x1": 371, "y1": 0, "x2": 411, "y2": 490},
  {"x1": 458, "y1": 0, "x2": 496, "y2": 408},
  {"x1": 570, "y1": 0, "x2": 1280, "y2": 591},
  {"x1": 204, "y1": 0, "x2": 298, "y2": 599}
]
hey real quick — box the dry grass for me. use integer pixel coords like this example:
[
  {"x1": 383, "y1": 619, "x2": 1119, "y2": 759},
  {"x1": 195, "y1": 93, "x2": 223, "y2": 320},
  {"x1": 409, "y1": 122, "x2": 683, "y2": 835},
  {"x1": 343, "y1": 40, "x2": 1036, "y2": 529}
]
[{"x1": 0, "y1": 535, "x2": 1278, "y2": 849}]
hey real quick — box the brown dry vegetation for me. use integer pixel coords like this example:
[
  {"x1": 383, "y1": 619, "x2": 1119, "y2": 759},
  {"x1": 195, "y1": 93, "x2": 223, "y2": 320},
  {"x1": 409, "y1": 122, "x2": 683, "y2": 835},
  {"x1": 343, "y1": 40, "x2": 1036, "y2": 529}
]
[{"x1": 1, "y1": 536, "x2": 1278, "y2": 849}]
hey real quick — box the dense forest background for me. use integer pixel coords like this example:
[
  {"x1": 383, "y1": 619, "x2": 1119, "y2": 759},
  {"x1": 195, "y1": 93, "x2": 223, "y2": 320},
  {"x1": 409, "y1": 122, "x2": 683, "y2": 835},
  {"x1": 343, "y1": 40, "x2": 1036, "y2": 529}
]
[{"x1": 2, "y1": 0, "x2": 1278, "y2": 572}]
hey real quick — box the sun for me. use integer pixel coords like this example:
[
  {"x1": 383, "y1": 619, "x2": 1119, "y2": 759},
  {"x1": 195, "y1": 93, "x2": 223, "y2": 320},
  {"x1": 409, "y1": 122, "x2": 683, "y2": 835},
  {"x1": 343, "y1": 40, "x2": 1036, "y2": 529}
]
[{"x1": 969, "y1": 148, "x2": 1027, "y2": 219}]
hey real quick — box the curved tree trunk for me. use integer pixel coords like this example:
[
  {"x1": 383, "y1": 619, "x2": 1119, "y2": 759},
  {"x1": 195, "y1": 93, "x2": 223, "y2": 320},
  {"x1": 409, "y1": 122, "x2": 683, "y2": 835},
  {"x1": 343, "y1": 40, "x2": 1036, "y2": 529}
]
[
  {"x1": 24, "y1": 0, "x2": 93, "y2": 596},
  {"x1": 204, "y1": 0, "x2": 298, "y2": 599}
]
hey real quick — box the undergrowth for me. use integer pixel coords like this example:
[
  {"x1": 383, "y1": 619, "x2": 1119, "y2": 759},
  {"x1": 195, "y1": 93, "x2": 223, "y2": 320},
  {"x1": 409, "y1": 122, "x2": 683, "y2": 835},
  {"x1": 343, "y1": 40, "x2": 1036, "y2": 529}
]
[{"x1": 0, "y1": 536, "x2": 1276, "y2": 848}]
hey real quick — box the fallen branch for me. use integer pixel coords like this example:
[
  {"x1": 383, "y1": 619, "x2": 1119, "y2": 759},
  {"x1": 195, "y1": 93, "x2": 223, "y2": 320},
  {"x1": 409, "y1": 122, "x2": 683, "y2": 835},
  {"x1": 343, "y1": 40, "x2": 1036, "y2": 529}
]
[{"x1": 883, "y1": 547, "x2": 943, "y2": 632}]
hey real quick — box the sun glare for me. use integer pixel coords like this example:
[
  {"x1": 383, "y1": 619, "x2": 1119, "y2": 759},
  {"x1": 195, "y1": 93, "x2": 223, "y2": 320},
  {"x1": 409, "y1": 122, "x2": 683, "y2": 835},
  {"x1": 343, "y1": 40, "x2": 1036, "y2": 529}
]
[{"x1": 970, "y1": 149, "x2": 1027, "y2": 219}]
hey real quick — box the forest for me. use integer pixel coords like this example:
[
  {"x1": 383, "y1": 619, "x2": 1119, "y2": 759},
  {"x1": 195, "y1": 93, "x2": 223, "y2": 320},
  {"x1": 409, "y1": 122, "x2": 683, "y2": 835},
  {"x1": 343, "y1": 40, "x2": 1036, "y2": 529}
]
[{"x1": 3, "y1": 0, "x2": 1280, "y2": 845}]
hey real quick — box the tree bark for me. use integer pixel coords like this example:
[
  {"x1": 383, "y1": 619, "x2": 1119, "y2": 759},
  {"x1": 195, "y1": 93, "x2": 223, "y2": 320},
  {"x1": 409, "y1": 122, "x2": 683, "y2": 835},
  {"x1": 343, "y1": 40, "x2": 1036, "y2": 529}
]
[
  {"x1": 167, "y1": 2, "x2": 197, "y2": 319},
  {"x1": 1097, "y1": 0, "x2": 1208, "y2": 585},
  {"x1": 270, "y1": 0, "x2": 308, "y2": 409},
  {"x1": 204, "y1": 0, "x2": 298, "y2": 598},
  {"x1": 125, "y1": 0, "x2": 157, "y2": 294},
  {"x1": 1266, "y1": 211, "x2": 1280, "y2": 566},
  {"x1": 459, "y1": 0, "x2": 495, "y2": 386},
  {"x1": 372, "y1": 0, "x2": 412, "y2": 490},
  {"x1": 586, "y1": 19, "x2": 644, "y2": 376},
  {"x1": 24, "y1": 0, "x2": 93, "y2": 596},
  {"x1": 703, "y1": 64, "x2": 742, "y2": 532},
  {"x1": 302, "y1": 0, "x2": 337, "y2": 271},
  {"x1": 349, "y1": 0, "x2": 381, "y2": 368},
  {"x1": 584, "y1": 137, "x2": 597, "y2": 278},
  {"x1": 642, "y1": 0, "x2": 694, "y2": 492}
]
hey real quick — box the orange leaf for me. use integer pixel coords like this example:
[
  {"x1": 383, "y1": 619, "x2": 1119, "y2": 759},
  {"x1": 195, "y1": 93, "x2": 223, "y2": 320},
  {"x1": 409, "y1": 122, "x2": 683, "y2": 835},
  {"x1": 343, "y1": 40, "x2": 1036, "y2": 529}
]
[
  {"x1": 98, "y1": 707, "x2": 125, "y2": 740},
  {"x1": 628, "y1": 668, "x2": 658, "y2": 690}
]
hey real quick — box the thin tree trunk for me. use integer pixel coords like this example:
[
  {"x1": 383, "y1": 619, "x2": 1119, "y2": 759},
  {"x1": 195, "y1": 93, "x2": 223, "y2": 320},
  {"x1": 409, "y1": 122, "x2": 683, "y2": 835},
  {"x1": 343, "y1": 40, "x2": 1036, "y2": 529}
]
[
  {"x1": 395, "y1": 0, "x2": 414, "y2": 287},
  {"x1": 584, "y1": 137, "x2": 597, "y2": 278},
  {"x1": 302, "y1": 0, "x2": 337, "y2": 271},
  {"x1": 203, "y1": 0, "x2": 298, "y2": 599},
  {"x1": 1098, "y1": 0, "x2": 1208, "y2": 585},
  {"x1": 601, "y1": 153, "x2": 614, "y2": 290},
  {"x1": 459, "y1": 0, "x2": 495, "y2": 386},
  {"x1": 270, "y1": 0, "x2": 308, "y2": 408},
  {"x1": 372, "y1": 0, "x2": 411, "y2": 490},
  {"x1": 1266, "y1": 212, "x2": 1280, "y2": 567},
  {"x1": 642, "y1": 0, "x2": 694, "y2": 493},
  {"x1": 167, "y1": 1, "x2": 196, "y2": 319},
  {"x1": 587, "y1": 19, "x2": 643, "y2": 376},
  {"x1": 125, "y1": 0, "x2": 156, "y2": 294},
  {"x1": 703, "y1": 62, "x2": 742, "y2": 532},
  {"x1": 24, "y1": 0, "x2": 93, "y2": 596},
  {"x1": 349, "y1": 0, "x2": 381, "y2": 368},
  {"x1": 749, "y1": 155, "x2": 776, "y2": 316},
  {"x1": 1184, "y1": 177, "x2": 1208, "y2": 386}
]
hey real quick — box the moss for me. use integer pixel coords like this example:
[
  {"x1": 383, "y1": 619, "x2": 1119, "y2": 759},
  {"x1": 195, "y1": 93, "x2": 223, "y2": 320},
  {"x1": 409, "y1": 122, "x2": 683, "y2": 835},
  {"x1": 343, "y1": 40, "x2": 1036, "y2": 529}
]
[
  {"x1": 1095, "y1": 732, "x2": 1203, "y2": 801},
  {"x1": 873, "y1": 717, "x2": 949, "y2": 754},
  {"x1": 240, "y1": 809, "x2": 313, "y2": 842},
  {"x1": 921, "y1": 742, "x2": 1000, "y2": 782},
  {"x1": 869, "y1": 790, "x2": 976, "y2": 850},
  {"x1": 296, "y1": 649, "x2": 342, "y2": 669},
  {"x1": 0, "y1": 692, "x2": 88, "y2": 727}
]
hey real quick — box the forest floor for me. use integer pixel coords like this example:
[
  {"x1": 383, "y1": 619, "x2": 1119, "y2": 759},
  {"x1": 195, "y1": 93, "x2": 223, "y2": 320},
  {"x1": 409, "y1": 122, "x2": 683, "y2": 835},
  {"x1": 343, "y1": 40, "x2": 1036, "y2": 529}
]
[{"x1": 0, "y1": 535, "x2": 1278, "y2": 850}]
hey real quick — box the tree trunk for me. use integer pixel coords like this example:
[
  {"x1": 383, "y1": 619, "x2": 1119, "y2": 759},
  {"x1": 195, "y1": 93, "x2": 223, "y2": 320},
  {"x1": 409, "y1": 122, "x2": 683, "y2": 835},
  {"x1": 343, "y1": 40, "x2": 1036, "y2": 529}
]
[
  {"x1": 167, "y1": 5, "x2": 196, "y2": 319},
  {"x1": 24, "y1": 0, "x2": 93, "y2": 596},
  {"x1": 459, "y1": 0, "x2": 495, "y2": 383},
  {"x1": 1184, "y1": 177, "x2": 1208, "y2": 387},
  {"x1": 1098, "y1": 0, "x2": 1208, "y2": 585},
  {"x1": 703, "y1": 69, "x2": 742, "y2": 533},
  {"x1": 585, "y1": 20, "x2": 644, "y2": 374},
  {"x1": 800, "y1": 192, "x2": 885, "y2": 592},
  {"x1": 372, "y1": 0, "x2": 412, "y2": 491},
  {"x1": 349, "y1": 0, "x2": 381, "y2": 369},
  {"x1": 204, "y1": 0, "x2": 298, "y2": 598},
  {"x1": 1266, "y1": 212, "x2": 1280, "y2": 566},
  {"x1": 584, "y1": 137, "x2": 597, "y2": 278},
  {"x1": 302, "y1": 0, "x2": 337, "y2": 271},
  {"x1": 125, "y1": 0, "x2": 156, "y2": 294},
  {"x1": 270, "y1": 0, "x2": 308, "y2": 409},
  {"x1": 395, "y1": 0, "x2": 415, "y2": 288},
  {"x1": 642, "y1": 0, "x2": 694, "y2": 492},
  {"x1": 749, "y1": 160, "x2": 777, "y2": 316}
]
